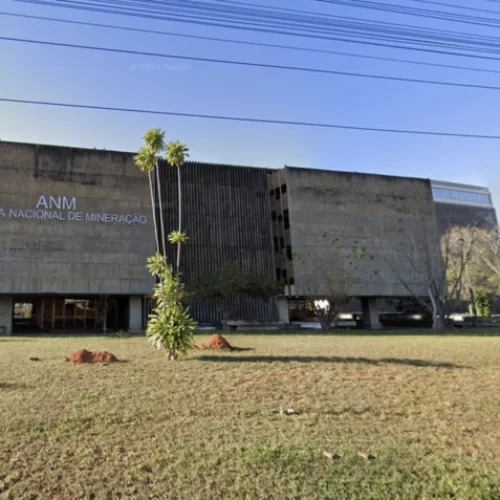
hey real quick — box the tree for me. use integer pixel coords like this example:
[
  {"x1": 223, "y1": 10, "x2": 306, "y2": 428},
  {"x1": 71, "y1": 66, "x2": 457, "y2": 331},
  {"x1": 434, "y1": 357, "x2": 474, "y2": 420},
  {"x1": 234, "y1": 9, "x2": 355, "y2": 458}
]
[
  {"x1": 166, "y1": 141, "x2": 189, "y2": 273},
  {"x1": 134, "y1": 129, "x2": 165, "y2": 255},
  {"x1": 146, "y1": 254, "x2": 197, "y2": 360},
  {"x1": 294, "y1": 235, "x2": 370, "y2": 331},
  {"x1": 95, "y1": 295, "x2": 117, "y2": 334},
  {"x1": 134, "y1": 131, "x2": 190, "y2": 268},
  {"x1": 189, "y1": 265, "x2": 281, "y2": 323},
  {"x1": 386, "y1": 219, "x2": 478, "y2": 331},
  {"x1": 135, "y1": 129, "x2": 194, "y2": 359},
  {"x1": 166, "y1": 141, "x2": 190, "y2": 274}
]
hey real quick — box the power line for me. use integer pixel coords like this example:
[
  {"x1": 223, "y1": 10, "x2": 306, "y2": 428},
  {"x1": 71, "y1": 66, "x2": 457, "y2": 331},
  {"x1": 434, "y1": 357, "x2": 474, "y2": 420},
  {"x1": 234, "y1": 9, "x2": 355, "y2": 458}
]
[
  {"x1": 5, "y1": 11, "x2": 500, "y2": 75},
  {"x1": 4, "y1": 35, "x2": 500, "y2": 91},
  {"x1": 316, "y1": 0, "x2": 500, "y2": 29},
  {"x1": 411, "y1": 0, "x2": 500, "y2": 15},
  {"x1": 2, "y1": 96, "x2": 500, "y2": 139},
  {"x1": 13, "y1": 0, "x2": 500, "y2": 60}
]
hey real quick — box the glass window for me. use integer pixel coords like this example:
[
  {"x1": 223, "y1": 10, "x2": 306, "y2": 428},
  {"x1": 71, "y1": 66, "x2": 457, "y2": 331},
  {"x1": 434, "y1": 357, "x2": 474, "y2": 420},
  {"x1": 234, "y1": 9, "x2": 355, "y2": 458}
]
[
  {"x1": 281, "y1": 183, "x2": 287, "y2": 194},
  {"x1": 432, "y1": 187, "x2": 490, "y2": 205}
]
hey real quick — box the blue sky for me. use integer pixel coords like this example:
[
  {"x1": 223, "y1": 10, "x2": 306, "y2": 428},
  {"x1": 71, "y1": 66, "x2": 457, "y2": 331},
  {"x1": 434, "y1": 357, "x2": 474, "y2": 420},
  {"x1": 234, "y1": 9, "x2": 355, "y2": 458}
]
[{"x1": 1, "y1": 0, "x2": 499, "y2": 207}]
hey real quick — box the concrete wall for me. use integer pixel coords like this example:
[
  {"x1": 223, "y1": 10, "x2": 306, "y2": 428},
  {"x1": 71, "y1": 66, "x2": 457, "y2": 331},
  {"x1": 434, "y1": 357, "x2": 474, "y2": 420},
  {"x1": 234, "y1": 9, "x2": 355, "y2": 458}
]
[
  {"x1": 284, "y1": 167, "x2": 442, "y2": 297},
  {"x1": 0, "y1": 141, "x2": 154, "y2": 295},
  {"x1": 0, "y1": 296, "x2": 13, "y2": 335}
]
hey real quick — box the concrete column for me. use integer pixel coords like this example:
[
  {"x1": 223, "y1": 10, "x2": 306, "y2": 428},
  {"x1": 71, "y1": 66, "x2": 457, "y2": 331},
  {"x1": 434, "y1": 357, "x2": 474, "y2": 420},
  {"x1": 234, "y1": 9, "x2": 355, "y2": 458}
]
[
  {"x1": 278, "y1": 298, "x2": 290, "y2": 324},
  {"x1": 0, "y1": 296, "x2": 13, "y2": 335},
  {"x1": 361, "y1": 297, "x2": 381, "y2": 330},
  {"x1": 128, "y1": 296, "x2": 143, "y2": 332}
]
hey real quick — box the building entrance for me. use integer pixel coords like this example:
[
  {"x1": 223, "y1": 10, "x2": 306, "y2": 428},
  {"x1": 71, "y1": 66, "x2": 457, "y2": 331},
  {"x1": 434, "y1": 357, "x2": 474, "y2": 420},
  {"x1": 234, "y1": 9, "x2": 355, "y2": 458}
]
[{"x1": 11, "y1": 296, "x2": 129, "y2": 334}]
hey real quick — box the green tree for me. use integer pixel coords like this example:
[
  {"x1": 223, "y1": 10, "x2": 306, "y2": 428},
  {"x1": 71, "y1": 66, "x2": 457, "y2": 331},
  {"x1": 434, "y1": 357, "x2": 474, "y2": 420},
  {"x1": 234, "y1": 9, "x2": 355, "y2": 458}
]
[
  {"x1": 95, "y1": 295, "x2": 117, "y2": 334},
  {"x1": 146, "y1": 254, "x2": 197, "y2": 360},
  {"x1": 190, "y1": 265, "x2": 281, "y2": 323},
  {"x1": 166, "y1": 141, "x2": 190, "y2": 274},
  {"x1": 134, "y1": 129, "x2": 166, "y2": 255},
  {"x1": 475, "y1": 290, "x2": 493, "y2": 317}
]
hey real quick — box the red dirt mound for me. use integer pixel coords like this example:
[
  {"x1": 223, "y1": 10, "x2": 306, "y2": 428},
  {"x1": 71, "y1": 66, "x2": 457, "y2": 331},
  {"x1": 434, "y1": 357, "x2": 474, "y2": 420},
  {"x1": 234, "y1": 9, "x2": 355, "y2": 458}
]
[
  {"x1": 66, "y1": 349, "x2": 118, "y2": 364},
  {"x1": 201, "y1": 334, "x2": 233, "y2": 351}
]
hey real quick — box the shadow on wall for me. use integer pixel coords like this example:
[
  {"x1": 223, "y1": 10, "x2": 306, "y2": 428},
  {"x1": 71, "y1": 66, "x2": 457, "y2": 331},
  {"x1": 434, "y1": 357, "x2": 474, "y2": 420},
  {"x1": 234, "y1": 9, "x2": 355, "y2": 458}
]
[{"x1": 192, "y1": 355, "x2": 468, "y2": 369}]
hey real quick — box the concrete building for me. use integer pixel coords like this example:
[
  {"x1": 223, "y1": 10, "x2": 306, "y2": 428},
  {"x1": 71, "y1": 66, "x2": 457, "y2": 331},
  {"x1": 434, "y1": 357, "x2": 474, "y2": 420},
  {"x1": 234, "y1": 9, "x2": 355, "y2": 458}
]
[
  {"x1": 269, "y1": 167, "x2": 444, "y2": 328},
  {"x1": 0, "y1": 140, "x2": 497, "y2": 334},
  {"x1": 0, "y1": 141, "x2": 154, "y2": 335}
]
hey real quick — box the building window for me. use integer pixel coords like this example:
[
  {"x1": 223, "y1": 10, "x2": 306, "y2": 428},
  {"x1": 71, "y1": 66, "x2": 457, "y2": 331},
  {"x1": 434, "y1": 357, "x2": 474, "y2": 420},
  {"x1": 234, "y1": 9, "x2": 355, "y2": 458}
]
[
  {"x1": 276, "y1": 188, "x2": 281, "y2": 200},
  {"x1": 274, "y1": 237, "x2": 279, "y2": 252},
  {"x1": 278, "y1": 214, "x2": 283, "y2": 222},
  {"x1": 282, "y1": 270, "x2": 287, "y2": 281},
  {"x1": 289, "y1": 278, "x2": 295, "y2": 286},
  {"x1": 283, "y1": 209, "x2": 290, "y2": 230},
  {"x1": 280, "y1": 237, "x2": 285, "y2": 250},
  {"x1": 432, "y1": 187, "x2": 491, "y2": 205},
  {"x1": 270, "y1": 189, "x2": 274, "y2": 197},
  {"x1": 286, "y1": 245, "x2": 293, "y2": 261},
  {"x1": 281, "y1": 183, "x2": 287, "y2": 194},
  {"x1": 271, "y1": 210, "x2": 276, "y2": 221},
  {"x1": 276, "y1": 268, "x2": 281, "y2": 281}
]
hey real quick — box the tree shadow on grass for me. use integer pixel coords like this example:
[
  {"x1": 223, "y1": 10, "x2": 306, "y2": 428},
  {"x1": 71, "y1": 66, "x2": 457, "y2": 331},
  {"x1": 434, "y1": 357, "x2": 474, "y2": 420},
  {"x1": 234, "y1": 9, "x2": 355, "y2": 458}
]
[
  {"x1": 193, "y1": 355, "x2": 467, "y2": 369},
  {"x1": 0, "y1": 382, "x2": 32, "y2": 390}
]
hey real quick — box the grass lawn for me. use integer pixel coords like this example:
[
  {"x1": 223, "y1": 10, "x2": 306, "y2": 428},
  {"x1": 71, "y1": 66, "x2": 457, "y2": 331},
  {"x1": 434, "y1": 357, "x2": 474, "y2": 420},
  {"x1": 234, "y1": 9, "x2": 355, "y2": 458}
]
[{"x1": 1, "y1": 333, "x2": 500, "y2": 499}]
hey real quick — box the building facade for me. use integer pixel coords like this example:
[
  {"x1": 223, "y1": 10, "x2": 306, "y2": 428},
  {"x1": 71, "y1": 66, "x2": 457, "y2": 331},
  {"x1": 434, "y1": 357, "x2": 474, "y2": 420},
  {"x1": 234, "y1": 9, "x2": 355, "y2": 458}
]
[
  {"x1": 0, "y1": 140, "x2": 496, "y2": 334},
  {"x1": 431, "y1": 180, "x2": 497, "y2": 232}
]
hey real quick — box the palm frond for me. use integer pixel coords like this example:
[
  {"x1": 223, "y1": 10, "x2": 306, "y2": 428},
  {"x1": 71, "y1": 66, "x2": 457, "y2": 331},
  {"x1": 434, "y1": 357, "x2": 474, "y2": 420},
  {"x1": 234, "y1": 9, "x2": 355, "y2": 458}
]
[
  {"x1": 166, "y1": 141, "x2": 190, "y2": 168},
  {"x1": 134, "y1": 146, "x2": 157, "y2": 173},
  {"x1": 142, "y1": 128, "x2": 166, "y2": 154}
]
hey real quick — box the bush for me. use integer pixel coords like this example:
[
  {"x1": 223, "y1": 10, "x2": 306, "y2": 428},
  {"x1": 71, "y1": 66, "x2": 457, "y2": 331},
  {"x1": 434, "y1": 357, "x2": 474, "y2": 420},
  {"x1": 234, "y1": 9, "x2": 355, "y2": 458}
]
[{"x1": 146, "y1": 254, "x2": 197, "y2": 360}]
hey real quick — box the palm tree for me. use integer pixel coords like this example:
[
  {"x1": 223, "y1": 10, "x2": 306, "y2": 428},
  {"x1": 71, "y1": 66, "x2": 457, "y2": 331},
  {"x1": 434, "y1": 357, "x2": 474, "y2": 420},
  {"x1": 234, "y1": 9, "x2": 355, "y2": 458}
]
[
  {"x1": 134, "y1": 129, "x2": 166, "y2": 255},
  {"x1": 166, "y1": 141, "x2": 190, "y2": 273}
]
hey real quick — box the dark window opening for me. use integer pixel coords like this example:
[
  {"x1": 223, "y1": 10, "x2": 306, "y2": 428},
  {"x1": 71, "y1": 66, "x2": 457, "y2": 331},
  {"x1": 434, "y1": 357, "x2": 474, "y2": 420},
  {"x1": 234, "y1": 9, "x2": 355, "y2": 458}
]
[
  {"x1": 278, "y1": 214, "x2": 283, "y2": 222},
  {"x1": 276, "y1": 188, "x2": 281, "y2": 200},
  {"x1": 270, "y1": 189, "x2": 274, "y2": 197},
  {"x1": 286, "y1": 245, "x2": 293, "y2": 261},
  {"x1": 289, "y1": 278, "x2": 295, "y2": 286},
  {"x1": 282, "y1": 270, "x2": 287, "y2": 281},
  {"x1": 281, "y1": 183, "x2": 287, "y2": 194},
  {"x1": 274, "y1": 237, "x2": 279, "y2": 252},
  {"x1": 275, "y1": 268, "x2": 281, "y2": 281},
  {"x1": 283, "y1": 209, "x2": 290, "y2": 230},
  {"x1": 280, "y1": 237, "x2": 285, "y2": 250},
  {"x1": 271, "y1": 210, "x2": 276, "y2": 221}
]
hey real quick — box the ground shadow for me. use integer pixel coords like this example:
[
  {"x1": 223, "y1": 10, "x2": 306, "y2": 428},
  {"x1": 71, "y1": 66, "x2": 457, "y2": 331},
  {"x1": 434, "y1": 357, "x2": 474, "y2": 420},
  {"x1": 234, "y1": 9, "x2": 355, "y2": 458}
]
[
  {"x1": 0, "y1": 382, "x2": 32, "y2": 390},
  {"x1": 193, "y1": 355, "x2": 467, "y2": 369}
]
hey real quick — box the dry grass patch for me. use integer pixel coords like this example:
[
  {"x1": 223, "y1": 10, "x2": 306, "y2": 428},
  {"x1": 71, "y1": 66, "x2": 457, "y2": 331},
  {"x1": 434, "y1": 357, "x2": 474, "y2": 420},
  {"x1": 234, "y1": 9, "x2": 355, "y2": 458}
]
[{"x1": 1, "y1": 334, "x2": 500, "y2": 499}]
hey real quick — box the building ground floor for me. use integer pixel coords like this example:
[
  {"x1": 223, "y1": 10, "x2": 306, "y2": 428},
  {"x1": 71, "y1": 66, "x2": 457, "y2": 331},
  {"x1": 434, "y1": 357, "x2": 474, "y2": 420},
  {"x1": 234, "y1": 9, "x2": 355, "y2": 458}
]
[{"x1": 0, "y1": 294, "x2": 146, "y2": 335}]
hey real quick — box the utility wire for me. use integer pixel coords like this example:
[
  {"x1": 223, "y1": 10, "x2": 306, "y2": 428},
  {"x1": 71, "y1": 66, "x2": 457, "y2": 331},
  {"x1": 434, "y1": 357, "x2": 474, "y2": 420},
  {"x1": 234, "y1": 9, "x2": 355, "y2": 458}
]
[
  {"x1": 316, "y1": 0, "x2": 500, "y2": 29},
  {"x1": 2, "y1": 96, "x2": 500, "y2": 139},
  {"x1": 411, "y1": 0, "x2": 500, "y2": 15},
  {"x1": 13, "y1": 0, "x2": 500, "y2": 58},
  {"x1": 4, "y1": 35, "x2": 500, "y2": 90},
  {"x1": 4, "y1": 11, "x2": 500, "y2": 75}
]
